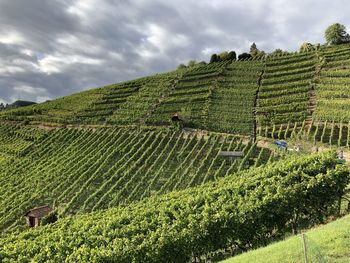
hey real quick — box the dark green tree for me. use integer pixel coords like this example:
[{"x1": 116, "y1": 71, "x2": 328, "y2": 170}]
[
  {"x1": 209, "y1": 54, "x2": 218, "y2": 63},
  {"x1": 250, "y1": 43, "x2": 258, "y2": 56},
  {"x1": 238, "y1": 53, "x2": 252, "y2": 60},
  {"x1": 325, "y1": 23, "x2": 350, "y2": 45},
  {"x1": 177, "y1": 64, "x2": 187, "y2": 70},
  {"x1": 228, "y1": 51, "x2": 236, "y2": 61}
]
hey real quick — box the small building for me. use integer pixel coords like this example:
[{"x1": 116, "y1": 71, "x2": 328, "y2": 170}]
[
  {"x1": 25, "y1": 206, "x2": 52, "y2": 228},
  {"x1": 219, "y1": 151, "x2": 244, "y2": 163},
  {"x1": 171, "y1": 113, "x2": 183, "y2": 122}
]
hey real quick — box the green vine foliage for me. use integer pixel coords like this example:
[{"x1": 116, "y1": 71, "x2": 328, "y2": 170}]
[{"x1": 0, "y1": 151, "x2": 348, "y2": 262}]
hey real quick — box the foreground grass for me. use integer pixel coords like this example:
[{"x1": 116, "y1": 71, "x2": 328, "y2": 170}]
[{"x1": 222, "y1": 214, "x2": 350, "y2": 263}]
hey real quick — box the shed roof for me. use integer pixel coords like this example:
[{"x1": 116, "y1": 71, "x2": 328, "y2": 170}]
[
  {"x1": 219, "y1": 151, "x2": 244, "y2": 157},
  {"x1": 25, "y1": 206, "x2": 52, "y2": 218},
  {"x1": 171, "y1": 113, "x2": 183, "y2": 122}
]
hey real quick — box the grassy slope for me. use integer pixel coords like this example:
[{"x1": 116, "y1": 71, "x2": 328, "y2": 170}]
[{"x1": 222, "y1": 214, "x2": 350, "y2": 263}]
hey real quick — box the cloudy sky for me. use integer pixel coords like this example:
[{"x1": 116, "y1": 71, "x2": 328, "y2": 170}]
[{"x1": 0, "y1": 0, "x2": 349, "y2": 104}]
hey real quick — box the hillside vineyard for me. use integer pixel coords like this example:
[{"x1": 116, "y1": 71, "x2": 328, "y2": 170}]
[
  {"x1": 1, "y1": 43, "x2": 350, "y2": 262},
  {"x1": 3, "y1": 44, "x2": 350, "y2": 144},
  {"x1": 0, "y1": 124, "x2": 274, "y2": 232},
  {"x1": 0, "y1": 152, "x2": 348, "y2": 262}
]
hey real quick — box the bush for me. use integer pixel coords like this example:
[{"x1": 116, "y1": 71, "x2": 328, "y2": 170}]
[
  {"x1": 238, "y1": 52, "x2": 252, "y2": 60},
  {"x1": 40, "y1": 212, "x2": 58, "y2": 226}
]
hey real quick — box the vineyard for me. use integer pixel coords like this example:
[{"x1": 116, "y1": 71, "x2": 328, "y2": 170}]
[
  {"x1": 0, "y1": 151, "x2": 347, "y2": 262},
  {"x1": 256, "y1": 51, "x2": 317, "y2": 127},
  {"x1": 207, "y1": 60, "x2": 263, "y2": 135},
  {"x1": 2, "y1": 44, "x2": 350, "y2": 140},
  {"x1": 313, "y1": 44, "x2": 350, "y2": 122},
  {"x1": 1, "y1": 42, "x2": 350, "y2": 262},
  {"x1": 0, "y1": 123, "x2": 274, "y2": 233},
  {"x1": 145, "y1": 62, "x2": 228, "y2": 129}
]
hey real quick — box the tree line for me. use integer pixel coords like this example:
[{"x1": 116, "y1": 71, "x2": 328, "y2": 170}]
[{"x1": 179, "y1": 23, "x2": 350, "y2": 69}]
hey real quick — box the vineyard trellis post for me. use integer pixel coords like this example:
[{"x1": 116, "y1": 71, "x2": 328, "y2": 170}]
[{"x1": 302, "y1": 233, "x2": 309, "y2": 263}]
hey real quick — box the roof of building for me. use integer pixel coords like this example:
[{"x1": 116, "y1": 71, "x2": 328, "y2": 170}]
[
  {"x1": 219, "y1": 151, "x2": 244, "y2": 157},
  {"x1": 25, "y1": 206, "x2": 52, "y2": 218}
]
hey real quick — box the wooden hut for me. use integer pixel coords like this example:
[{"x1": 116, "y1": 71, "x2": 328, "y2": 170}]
[
  {"x1": 219, "y1": 151, "x2": 244, "y2": 164},
  {"x1": 25, "y1": 206, "x2": 52, "y2": 228},
  {"x1": 171, "y1": 113, "x2": 183, "y2": 122}
]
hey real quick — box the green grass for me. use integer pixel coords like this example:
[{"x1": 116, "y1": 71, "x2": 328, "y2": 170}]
[{"x1": 222, "y1": 214, "x2": 350, "y2": 263}]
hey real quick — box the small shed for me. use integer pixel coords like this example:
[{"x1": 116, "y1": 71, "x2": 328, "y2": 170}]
[
  {"x1": 171, "y1": 113, "x2": 183, "y2": 122},
  {"x1": 219, "y1": 151, "x2": 244, "y2": 163},
  {"x1": 25, "y1": 206, "x2": 52, "y2": 228}
]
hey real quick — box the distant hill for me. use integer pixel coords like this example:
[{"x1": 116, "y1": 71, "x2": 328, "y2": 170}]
[{"x1": 10, "y1": 100, "x2": 37, "y2": 108}]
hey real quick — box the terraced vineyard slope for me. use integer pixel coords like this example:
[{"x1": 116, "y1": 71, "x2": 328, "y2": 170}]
[
  {"x1": 0, "y1": 124, "x2": 272, "y2": 232},
  {"x1": 256, "y1": 51, "x2": 318, "y2": 138},
  {"x1": 145, "y1": 62, "x2": 228, "y2": 129},
  {"x1": 2, "y1": 45, "x2": 350, "y2": 141},
  {"x1": 208, "y1": 60, "x2": 263, "y2": 135},
  {"x1": 314, "y1": 44, "x2": 350, "y2": 122},
  {"x1": 0, "y1": 152, "x2": 347, "y2": 262}
]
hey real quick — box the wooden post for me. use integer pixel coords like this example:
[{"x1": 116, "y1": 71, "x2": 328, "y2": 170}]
[{"x1": 302, "y1": 233, "x2": 308, "y2": 263}]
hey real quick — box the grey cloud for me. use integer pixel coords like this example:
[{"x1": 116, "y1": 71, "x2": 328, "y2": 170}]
[{"x1": 0, "y1": 0, "x2": 350, "y2": 104}]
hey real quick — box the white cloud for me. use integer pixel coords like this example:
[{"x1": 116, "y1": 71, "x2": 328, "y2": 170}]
[
  {"x1": 0, "y1": 66, "x2": 26, "y2": 74},
  {"x1": 13, "y1": 85, "x2": 46, "y2": 95},
  {"x1": 0, "y1": 31, "x2": 25, "y2": 45},
  {"x1": 38, "y1": 54, "x2": 103, "y2": 75}
]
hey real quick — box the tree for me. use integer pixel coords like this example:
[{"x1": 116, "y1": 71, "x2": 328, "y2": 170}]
[
  {"x1": 250, "y1": 43, "x2": 258, "y2": 57},
  {"x1": 228, "y1": 51, "x2": 236, "y2": 61},
  {"x1": 269, "y1": 49, "x2": 289, "y2": 57},
  {"x1": 177, "y1": 64, "x2": 187, "y2": 70},
  {"x1": 209, "y1": 54, "x2": 218, "y2": 63},
  {"x1": 299, "y1": 42, "x2": 314, "y2": 53},
  {"x1": 218, "y1": 51, "x2": 229, "y2": 61},
  {"x1": 210, "y1": 51, "x2": 236, "y2": 63},
  {"x1": 325, "y1": 23, "x2": 350, "y2": 45},
  {"x1": 187, "y1": 60, "x2": 197, "y2": 68},
  {"x1": 250, "y1": 43, "x2": 265, "y2": 58},
  {"x1": 238, "y1": 53, "x2": 252, "y2": 60}
]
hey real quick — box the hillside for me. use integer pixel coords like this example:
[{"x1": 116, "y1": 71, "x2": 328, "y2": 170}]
[
  {"x1": 0, "y1": 152, "x2": 348, "y2": 262},
  {"x1": 0, "y1": 123, "x2": 275, "y2": 233},
  {"x1": 2, "y1": 44, "x2": 350, "y2": 144},
  {"x1": 1, "y1": 43, "x2": 350, "y2": 262}
]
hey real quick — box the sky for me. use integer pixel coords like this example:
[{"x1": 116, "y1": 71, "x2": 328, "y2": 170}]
[{"x1": 0, "y1": 0, "x2": 349, "y2": 104}]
